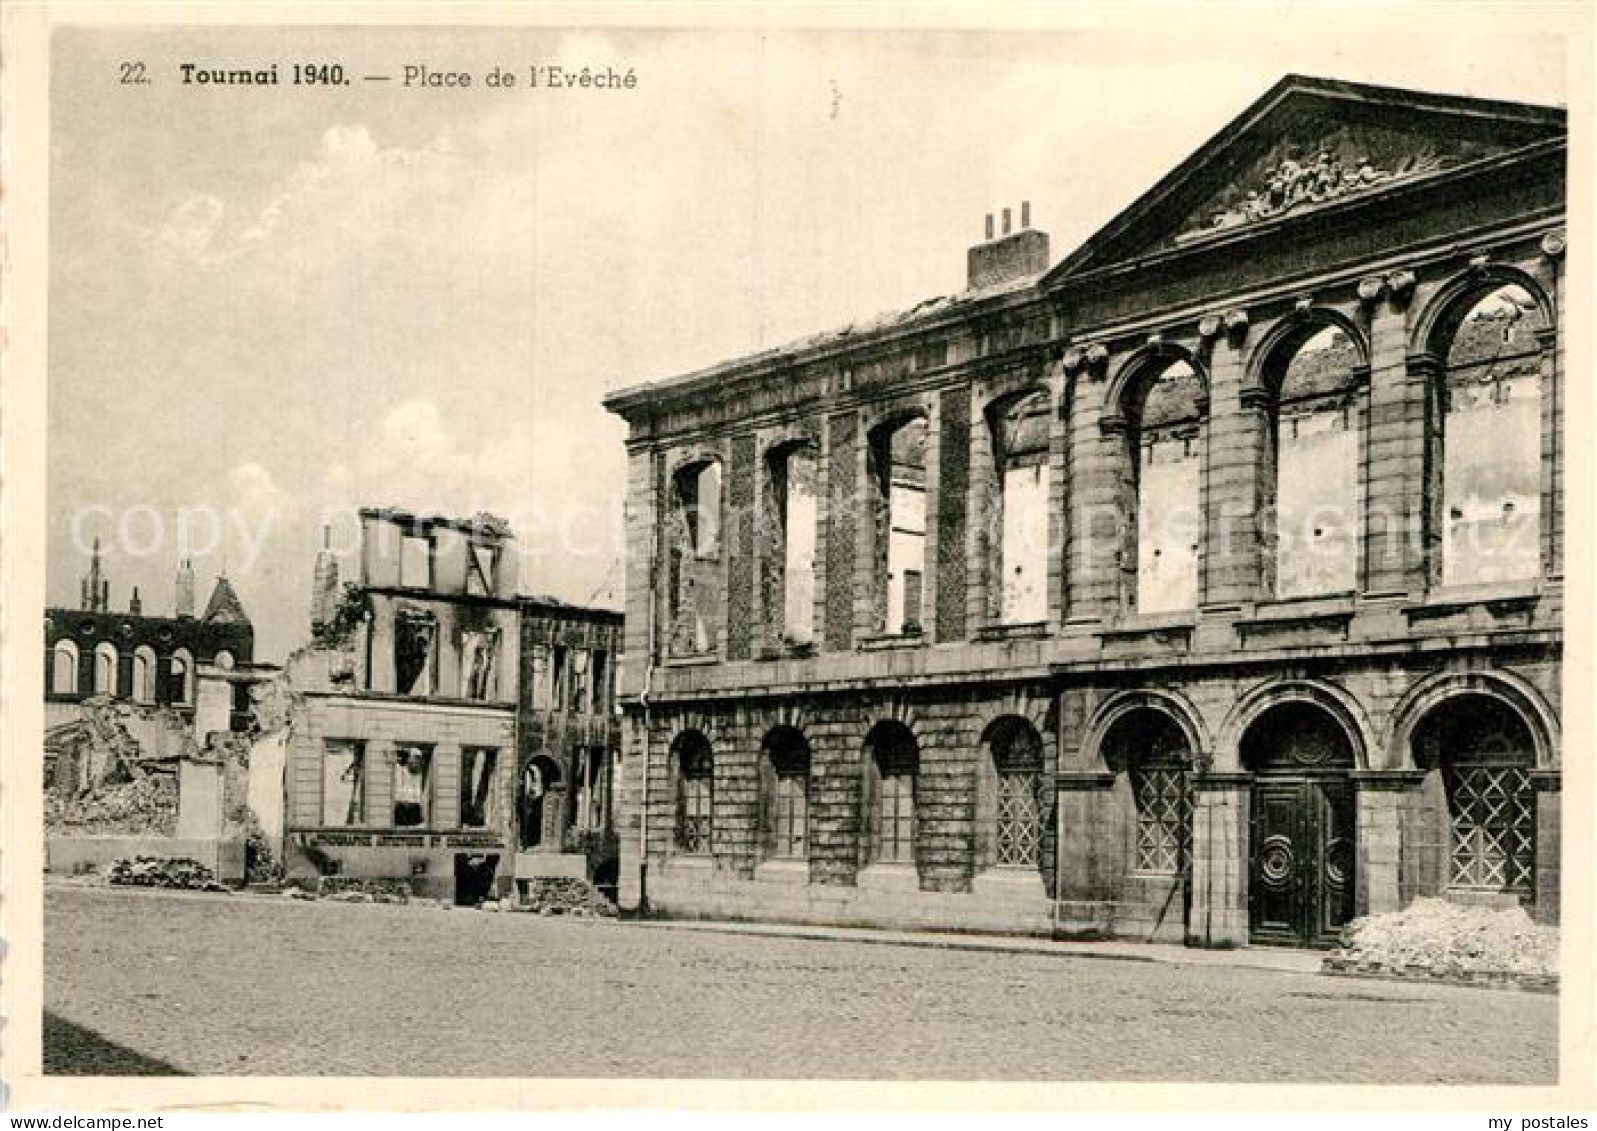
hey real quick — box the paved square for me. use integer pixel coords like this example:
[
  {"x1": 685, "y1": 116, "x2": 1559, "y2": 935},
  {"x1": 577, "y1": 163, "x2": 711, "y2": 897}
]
[{"x1": 44, "y1": 887, "x2": 1556, "y2": 1082}]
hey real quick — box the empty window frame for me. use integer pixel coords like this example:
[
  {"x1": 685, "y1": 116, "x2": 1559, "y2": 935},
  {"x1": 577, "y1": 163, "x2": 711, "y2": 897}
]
[
  {"x1": 767, "y1": 443, "x2": 819, "y2": 646},
  {"x1": 466, "y1": 542, "x2": 499, "y2": 596},
  {"x1": 1129, "y1": 361, "x2": 1203, "y2": 614},
  {"x1": 870, "y1": 416, "x2": 929, "y2": 635},
  {"x1": 989, "y1": 389, "x2": 1052, "y2": 624},
  {"x1": 667, "y1": 460, "x2": 724, "y2": 656},
  {"x1": 1267, "y1": 325, "x2": 1361, "y2": 598},
  {"x1": 323, "y1": 740, "x2": 367, "y2": 827},
  {"x1": 459, "y1": 747, "x2": 498, "y2": 829},
  {"x1": 400, "y1": 530, "x2": 434, "y2": 589},
  {"x1": 50, "y1": 639, "x2": 79, "y2": 696},
  {"x1": 392, "y1": 744, "x2": 434, "y2": 828},
  {"x1": 1439, "y1": 285, "x2": 1546, "y2": 587}
]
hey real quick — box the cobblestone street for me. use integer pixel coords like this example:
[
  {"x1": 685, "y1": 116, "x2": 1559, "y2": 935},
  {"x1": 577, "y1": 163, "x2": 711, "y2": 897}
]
[{"x1": 44, "y1": 887, "x2": 1556, "y2": 1082}]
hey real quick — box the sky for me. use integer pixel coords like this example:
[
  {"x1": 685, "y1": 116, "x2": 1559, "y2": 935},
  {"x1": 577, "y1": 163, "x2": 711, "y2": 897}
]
[{"x1": 46, "y1": 21, "x2": 1568, "y2": 662}]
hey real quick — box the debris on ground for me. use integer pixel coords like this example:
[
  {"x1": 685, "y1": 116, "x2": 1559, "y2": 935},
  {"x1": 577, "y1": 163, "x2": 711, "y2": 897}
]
[
  {"x1": 108, "y1": 855, "x2": 228, "y2": 892},
  {"x1": 313, "y1": 876, "x2": 414, "y2": 901},
  {"x1": 516, "y1": 876, "x2": 618, "y2": 917},
  {"x1": 1329, "y1": 897, "x2": 1557, "y2": 983}
]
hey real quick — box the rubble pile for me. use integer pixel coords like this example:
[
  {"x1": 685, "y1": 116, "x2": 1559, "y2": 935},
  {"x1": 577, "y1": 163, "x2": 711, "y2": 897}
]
[
  {"x1": 1331, "y1": 897, "x2": 1558, "y2": 982},
  {"x1": 108, "y1": 855, "x2": 228, "y2": 892},
  {"x1": 45, "y1": 774, "x2": 179, "y2": 836},
  {"x1": 314, "y1": 876, "x2": 414, "y2": 901},
  {"x1": 518, "y1": 876, "x2": 617, "y2": 917}
]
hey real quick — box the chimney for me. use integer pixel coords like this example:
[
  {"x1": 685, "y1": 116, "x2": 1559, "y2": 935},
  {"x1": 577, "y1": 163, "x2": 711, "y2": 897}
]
[
  {"x1": 129, "y1": 586, "x2": 142, "y2": 616},
  {"x1": 967, "y1": 201, "x2": 1049, "y2": 291},
  {"x1": 310, "y1": 523, "x2": 341, "y2": 633},
  {"x1": 175, "y1": 558, "x2": 196, "y2": 618}
]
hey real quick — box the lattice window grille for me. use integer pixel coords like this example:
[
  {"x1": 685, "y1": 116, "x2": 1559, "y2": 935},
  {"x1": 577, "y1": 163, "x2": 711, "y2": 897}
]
[
  {"x1": 1132, "y1": 764, "x2": 1191, "y2": 875},
  {"x1": 679, "y1": 777, "x2": 713, "y2": 855},
  {"x1": 995, "y1": 770, "x2": 1043, "y2": 867},
  {"x1": 875, "y1": 773, "x2": 916, "y2": 864},
  {"x1": 1447, "y1": 763, "x2": 1534, "y2": 893},
  {"x1": 772, "y1": 774, "x2": 808, "y2": 859}
]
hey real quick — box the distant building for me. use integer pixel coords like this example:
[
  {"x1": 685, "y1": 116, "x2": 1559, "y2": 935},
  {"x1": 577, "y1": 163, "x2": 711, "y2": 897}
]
[
  {"x1": 603, "y1": 76, "x2": 1565, "y2": 945},
  {"x1": 45, "y1": 540, "x2": 257, "y2": 730}
]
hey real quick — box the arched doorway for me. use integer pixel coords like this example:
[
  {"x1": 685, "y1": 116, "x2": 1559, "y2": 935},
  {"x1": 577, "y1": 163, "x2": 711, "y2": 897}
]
[
  {"x1": 1241, "y1": 701, "x2": 1357, "y2": 947},
  {"x1": 518, "y1": 754, "x2": 564, "y2": 851},
  {"x1": 1100, "y1": 706, "x2": 1194, "y2": 939}
]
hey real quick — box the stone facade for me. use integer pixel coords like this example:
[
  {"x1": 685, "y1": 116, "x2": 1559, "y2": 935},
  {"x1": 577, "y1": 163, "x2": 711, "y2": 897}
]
[{"x1": 603, "y1": 76, "x2": 1565, "y2": 945}]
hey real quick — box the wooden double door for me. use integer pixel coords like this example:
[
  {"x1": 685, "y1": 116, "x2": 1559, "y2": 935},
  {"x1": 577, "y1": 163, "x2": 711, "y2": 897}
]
[{"x1": 1249, "y1": 774, "x2": 1355, "y2": 948}]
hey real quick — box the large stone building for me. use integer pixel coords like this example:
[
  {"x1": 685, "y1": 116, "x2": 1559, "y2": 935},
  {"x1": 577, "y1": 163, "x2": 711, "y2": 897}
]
[{"x1": 602, "y1": 76, "x2": 1565, "y2": 946}]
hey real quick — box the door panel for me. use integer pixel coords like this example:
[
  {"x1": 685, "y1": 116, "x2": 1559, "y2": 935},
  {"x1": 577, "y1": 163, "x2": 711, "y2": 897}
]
[
  {"x1": 1313, "y1": 779, "x2": 1356, "y2": 945},
  {"x1": 1250, "y1": 776, "x2": 1356, "y2": 947},
  {"x1": 1250, "y1": 781, "x2": 1307, "y2": 945}
]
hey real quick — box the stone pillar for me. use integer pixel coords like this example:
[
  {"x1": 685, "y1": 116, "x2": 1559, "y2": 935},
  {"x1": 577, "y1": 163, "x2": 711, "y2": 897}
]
[
  {"x1": 1351, "y1": 770, "x2": 1423, "y2": 917},
  {"x1": 1364, "y1": 283, "x2": 1430, "y2": 596},
  {"x1": 1201, "y1": 332, "x2": 1265, "y2": 609},
  {"x1": 1532, "y1": 769, "x2": 1560, "y2": 925},
  {"x1": 433, "y1": 743, "x2": 463, "y2": 829},
  {"x1": 1188, "y1": 773, "x2": 1250, "y2": 947},
  {"x1": 1053, "y1": 770, "x2": 1119, "y2": 937}
]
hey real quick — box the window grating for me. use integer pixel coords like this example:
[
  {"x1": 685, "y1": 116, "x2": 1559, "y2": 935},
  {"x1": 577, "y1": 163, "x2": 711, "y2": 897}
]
[
  {"x1": 771, "y1": 773, "x2": 808, "y2": 859},
  {"x1": 1131, "y1": 764, "x2": 1190, "y2": 875},
  {"x1": 874, "y1": 772, "x2": 915, "y2": 864},
  {"x1": 1447, "y1": 763, "x2": 1534, "y2": 893},
  {"x1": 995, "y1": 770, "x2": 1043, "y2": 867}
]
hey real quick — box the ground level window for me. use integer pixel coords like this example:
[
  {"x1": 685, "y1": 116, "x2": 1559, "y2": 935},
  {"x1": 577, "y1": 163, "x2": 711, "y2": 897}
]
[
  {"x1": 675, "y1": 733, "x2": 714, "y2": 855},
  {"x1": 459, "y1": 747, "x2": 497, "y2": 828},
  {"x1": 1446, "y1": 762, "x2": 1534, "y2": 893},
  {"x1": 995, "y1": 770, "x2": 1043, "y2": 866},
  {"x1": 393, "y1": 745, "x2": 433, "y2": 828},
  {"x1": 874, "y1": 772, "x2": 915, "y2": 864},
  {"x1": 771, "y1": 773, "x2": 807, "y2": 859},
  {"x1": 1131, "y1": 763, "x2": 1190, "y2": 875},
  {"x1": 323, "y1": 741, "x2": 366, "y2": 826}
]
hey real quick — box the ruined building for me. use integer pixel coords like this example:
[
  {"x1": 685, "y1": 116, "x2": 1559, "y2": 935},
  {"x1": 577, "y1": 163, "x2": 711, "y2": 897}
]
[
  {"x1": 45, "y1": 541, "x2": 257, "y2": 730},
  {"x1": 603, "y1": 76, "x2": 1565, "y2": 945},
  {"x1": 278, "y1": 510, "x2": 622, "y2": 904}
]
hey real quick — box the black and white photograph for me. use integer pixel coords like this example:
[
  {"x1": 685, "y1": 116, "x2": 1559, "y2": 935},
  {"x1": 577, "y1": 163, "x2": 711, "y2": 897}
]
[{"x1": 2, "y1": 1, "x2": 1591, "y2": 1116}]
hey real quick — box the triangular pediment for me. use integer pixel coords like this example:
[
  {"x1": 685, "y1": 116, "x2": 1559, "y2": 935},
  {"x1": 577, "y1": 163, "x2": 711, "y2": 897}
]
[{"x1": 1045, "y1": 75, "x2": 1565, "y2": 280}]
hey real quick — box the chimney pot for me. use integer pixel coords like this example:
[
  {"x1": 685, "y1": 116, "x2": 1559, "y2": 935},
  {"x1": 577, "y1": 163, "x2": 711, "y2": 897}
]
[
  {"x1": 1002, "y1": 207, "x2": 1012, "y2": 235},
  {"x1": 1022, "y1": 201, "x2": 1031, "y2": 229},
  {"x1": 985, "y1": 213, "x2": 994, "y2": 240}
]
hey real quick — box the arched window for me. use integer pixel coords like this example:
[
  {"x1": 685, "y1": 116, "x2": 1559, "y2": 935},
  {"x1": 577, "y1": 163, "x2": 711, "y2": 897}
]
[
  {"x1": 131, "y1": 646, "x2": 158, "y2": 704},
  {"x1": 987, "y1": 389, "x2": 1051, "y2": 625},
  {"x1": 1414, "y1": 695, "x2": 1536, "y2": 896},
  {"x1": 760, "y1": 726, "x2": 810, "y2": 860},
  {"x1": 1262, "y1": 324, "x2": 1362, "y2": 598},
  {"x1": 766, "y1": 443, "x2": 818, "y2": 647},
  {"x1": 169, "y1": 648, "x2": 194, "y2": 705},
  {"x1": 862, "y1": 720, "x2": 918, "y2": 866},
  {"x1": 668, "y1": 460, "x2": 723, "y2": 657},
  {"x1": 1122, "y1": 359, "x2": 1203, "y2": 614},
  {"x1": 1103, "y1": 708, "x2": 1193, "y2": 876},
  {"x1": 1437, "y1": 284, "x2": 1547, "y2": 586},
  {"x1": 984, "y1": 716, "x2": 1045, "y2": 868},
  {"x1": 868, "y1": 416, "x2": 928, "y2": 636},
  {"x1": 50, "y1": 639, "x2": 80, "y2": 696},
  {"x1": 673, "y1": 731, "x2": 714, "y2": 855},
  {"x1": 93, "y1": 642, "x2": 119, "y2": 697}
]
